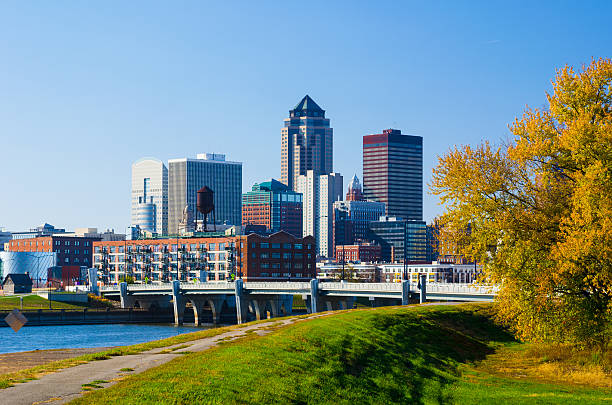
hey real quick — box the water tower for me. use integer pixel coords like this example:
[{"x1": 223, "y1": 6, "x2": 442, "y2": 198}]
[{"x1": 196, "y1": 186, "x2": 215, "y2": 232}]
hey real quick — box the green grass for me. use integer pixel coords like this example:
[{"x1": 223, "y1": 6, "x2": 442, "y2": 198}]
[
  {"x1": 0, "y1": 295, "x2": 87, "y2": 310},
  {"x1": 68, "y1": 304, "x2": 612, "y2": 404}
]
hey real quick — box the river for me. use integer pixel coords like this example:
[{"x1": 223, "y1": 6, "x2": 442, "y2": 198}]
[{"x1": 0, "y1": 323, "x2": 214, "y2": 354}]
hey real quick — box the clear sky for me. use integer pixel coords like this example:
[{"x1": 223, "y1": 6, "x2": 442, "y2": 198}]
[{"x1": 1, "y1": 1, "x2": 610, "y2": 232}]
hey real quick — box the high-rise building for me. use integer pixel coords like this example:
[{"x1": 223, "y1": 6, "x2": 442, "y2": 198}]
[
  {"x1": 333, "y1": 200, "x2": 386, "y2": 245},
  {"x1": 131, "y1": 158, "x2": 169, "y2": 235},
  {"x1": 363, "y1": 129, "x2": 423, "y2": 220},
  {"x1": 281, "y1": 95, "x2": 333, "y2": 191},
  {"x1": 242, "y1": 179, "x2": 303, "y2": 237},
  {"x1": 297, "y1": 171, "x2": 343, "y2": 258},
  {"x1": 368, "y1": 216, "x2": 427, "y2": 263},
  {"x1": 168, "y1": 153, "x2": 242, "y2": 234},
  {"x1": 345, "y1": 174, "x2": 363, "y2": 201}
]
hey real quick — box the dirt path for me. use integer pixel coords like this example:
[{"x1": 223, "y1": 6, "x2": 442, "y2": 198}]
[
  {"x1": 0, "y1": 348, "x2": 111, "y2": 375},
  {"x1": 1, "y1": 313, "x2": 331, "y2": 405}
]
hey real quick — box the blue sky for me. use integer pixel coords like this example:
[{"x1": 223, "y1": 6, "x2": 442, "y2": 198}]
[{"x1": 1, "y1": 1, "x2": 610, "y2": 232}]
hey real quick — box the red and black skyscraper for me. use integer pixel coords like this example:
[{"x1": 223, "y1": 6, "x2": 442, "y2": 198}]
[{"x1": 363, "y1": 129, "x2": 423, "y2": 221}]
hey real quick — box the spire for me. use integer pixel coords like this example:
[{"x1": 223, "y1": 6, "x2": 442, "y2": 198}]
[
  {"x1": 346, "y1": 174, "x2": 363, "y2": 201},
  {"x1": 290, "y1": 95, "x2": 325, "y2": 117}
]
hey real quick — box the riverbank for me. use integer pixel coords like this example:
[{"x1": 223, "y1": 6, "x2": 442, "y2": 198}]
[
  {"x1": 70, "y1": 303, "x2": 611, "y2": 404},
  {"x1": 0, "y1": 348, "x2": 110, "y2": 374}
]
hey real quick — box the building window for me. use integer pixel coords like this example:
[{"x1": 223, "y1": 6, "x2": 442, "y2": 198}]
[
  {"x1": 271, "y1": 243, "x2": 281, "y2": 249},
  {"x1": 294, "y1": 244, "x2": 303, "y2": 249},
  {"x1": 295, "y1": 253, "x2": 303, "y2": 259},
  {"x1": 65, "y1": 241, "x2": 70, "y2": 246},
  {"x1": 283, "y1": 243, "x2": 291, "y2": 249},
  {"x1": 260, "y1": 253, "x2": 269, "y2": 259},
  {"x1": 260, "y1": 243, "x2": 269, "y2": 248},
  {"x1": 271, "y1": 252, "x2": 281, "y2": 259},
  {"x1": 64, "y1": 258, "x2": 69, "y2": 263}
]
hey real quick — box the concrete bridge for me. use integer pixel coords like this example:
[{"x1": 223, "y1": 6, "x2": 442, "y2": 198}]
[{"x1": 100, "y1": 278, "x2": 497, "y2": 325}]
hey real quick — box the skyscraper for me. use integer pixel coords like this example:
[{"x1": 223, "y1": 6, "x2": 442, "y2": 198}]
[
  {"x1": 363, "y1": 129, "x2": 423, "y2": 220},
  {"x1": 281, "y1": 95, "x2": 333, "y2": 191},
  {"x1": 242, "y1": 179, "x2": 303, "y2": 237},
  {"x1": 131, "y1": 158, "x2": 168, "y2": 235},
  {"x1": 297, "y1": 171, "x2": 343, "y2": 258},
  {"x1": 368, "y1": 216, "x2": 427, "y2": 263},
  {"x1": 168, "y1": 153, "x2": 242, "y2": 234}
]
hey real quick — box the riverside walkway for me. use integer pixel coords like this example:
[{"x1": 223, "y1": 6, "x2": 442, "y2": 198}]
[{"x1": 100, "y1": 279, "x2": 498, "y2": 325}]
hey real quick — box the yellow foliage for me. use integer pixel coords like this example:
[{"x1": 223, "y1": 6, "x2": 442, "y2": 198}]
[{"x1": 431, "y1": 58, "x2": 612, "y2": 350}]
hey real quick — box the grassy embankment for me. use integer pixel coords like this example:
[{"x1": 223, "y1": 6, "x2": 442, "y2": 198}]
[
  {"x1": 71, "y1": 304, "x2": 611, "y2": 404},
  {"x1": 0, "y1": 295, "x2": 85, "y2": 310}
]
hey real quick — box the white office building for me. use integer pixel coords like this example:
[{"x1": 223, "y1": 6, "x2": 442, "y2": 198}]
[
  {"x1": 131, "y1": 158, "x2": 168, "y2": 235},
  {"x1": 168, "y1": 153, "x2": 242, "y2": 234},
  {"x1": 297, "y1": 170, "x2": 343, "y2": 258}
]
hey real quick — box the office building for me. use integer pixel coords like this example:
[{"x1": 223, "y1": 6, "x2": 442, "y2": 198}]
[
  {"x1": 297, "y1": 171, "x2": 343, "y2": 258},
  {"x1": 368, "y1": 216, "x2": 427, "y2": 263},
  {"x1": 281, "y1": 95, "x2": 333, "y2": 190},
  {"x1": 242, "y1": 179, "x2": 303, "y2": 237},
  {"x1": 363, "y1": 129, "x2": 423, "y2": 220},
  {"x1": 131, "y1": 158, "x2": 168, "y2": 235},
  {"x1": 168, "y1": 153, "x2": 242, "y2": 234},
  {"x1": 10, "y1": 223, "x2": 67, "y2": 240},
  {"x1": 333, "y1": 199, "x2": 386, "y2": 246}
]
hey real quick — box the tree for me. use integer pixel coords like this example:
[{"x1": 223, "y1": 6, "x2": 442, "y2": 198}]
[{"x1": 431, "y1": 58, "x2": 612, "y2": 350}]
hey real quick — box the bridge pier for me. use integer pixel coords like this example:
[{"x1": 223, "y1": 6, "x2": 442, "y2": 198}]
[
  {"x1": 402, "y1": 280, "x2": 410, "y2": 305},
  {"x1": 419, "y1": 275, "x2": 427, "y2": 304},
  {"x1": 235, "y1": 280, "x2": 248, "y2": 324},
  {"x1": 308, "y1": 279, "x2": 321, "y2": 313},
  {"x1": 208, "y1": 297, "x2": 226, "y2": 324},
  {"x1": 119, "y1": 282, "x2": 135, "y2": 308},
  {"x1": 172, "y1": 280, "x2": 186, "y2": 325}
]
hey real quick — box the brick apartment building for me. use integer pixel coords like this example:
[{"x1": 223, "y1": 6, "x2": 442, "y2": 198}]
[
  {"x1": 92, "y1": 231, "x2": 315, "y2": 284},
  {"x1": 335, "y1": 243, "x2": 381, "y2": 263}
]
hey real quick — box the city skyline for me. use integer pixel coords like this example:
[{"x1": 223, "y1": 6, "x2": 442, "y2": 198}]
[{"x1": 1, "y1": 2, "x2": 610, "y2": 232}]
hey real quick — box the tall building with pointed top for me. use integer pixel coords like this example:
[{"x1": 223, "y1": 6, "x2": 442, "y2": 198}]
[
  {"x1": 281, "y1": 95, "x2": 333, "y2": 191},
  {"x1": 346, "y1": 174, "x2": 363, "y2": 201}
]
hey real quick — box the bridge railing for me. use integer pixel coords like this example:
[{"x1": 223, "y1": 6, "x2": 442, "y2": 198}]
[
  {"x1": 244, "y1": 282, "x2": 311, "y2": 291},
  {"x1": 425, "y1": 283, "x2": 498, "y2": 295},
  {"x1": 182, "y1": 282, "x2": 236, "y2": 290},
  {"x1": 320, "y1": 282, "x2": 402, "y2": 292}
]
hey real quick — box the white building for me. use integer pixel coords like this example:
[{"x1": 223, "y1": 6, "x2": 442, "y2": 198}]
[
  {"x1": 378, "y1": 262, "x2": 481, "y2": 283},
  {"x1": 297, "y1": 170, "x2": 343, "y2": 258},
  {"x1": 131, "y1": 158, "x2": 168, "y2": 236}
]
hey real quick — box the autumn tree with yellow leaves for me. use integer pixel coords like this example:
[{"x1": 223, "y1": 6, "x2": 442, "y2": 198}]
[{"x1": 431, "y1": 58, "x2": 612, "y2": 351}]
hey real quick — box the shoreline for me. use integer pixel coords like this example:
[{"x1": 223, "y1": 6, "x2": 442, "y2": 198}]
[{"x1": 0, "y1": 347, "x2": 112, "y2": 375}]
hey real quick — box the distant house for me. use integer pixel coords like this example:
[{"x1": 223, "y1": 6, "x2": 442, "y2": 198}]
[{"x1": 2, "y1": 273, "x2": 33, "y2": 294}]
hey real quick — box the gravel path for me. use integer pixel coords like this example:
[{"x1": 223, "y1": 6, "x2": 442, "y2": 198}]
[{"x1": 1, "y1": 314, "x2": 330, "y2": 405}]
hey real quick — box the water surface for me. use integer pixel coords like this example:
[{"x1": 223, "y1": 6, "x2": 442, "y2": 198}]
[{"x1": 0, "y1": 323, "x2": 213, "y2": 354}]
